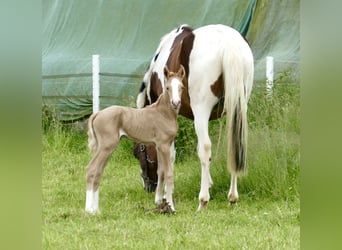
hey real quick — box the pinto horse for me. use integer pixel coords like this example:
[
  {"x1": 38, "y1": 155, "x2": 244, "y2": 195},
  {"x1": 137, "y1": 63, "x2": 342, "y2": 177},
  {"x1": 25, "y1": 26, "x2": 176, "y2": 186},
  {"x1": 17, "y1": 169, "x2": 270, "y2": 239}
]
[{"x1": 136, "y1": 24, "x2": 254, "y2": 211}]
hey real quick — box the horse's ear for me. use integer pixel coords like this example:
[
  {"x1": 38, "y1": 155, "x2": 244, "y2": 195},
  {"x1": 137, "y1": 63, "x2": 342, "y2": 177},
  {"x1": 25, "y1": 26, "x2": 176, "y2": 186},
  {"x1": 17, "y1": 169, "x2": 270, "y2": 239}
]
[
  {"x1": 164, "y1": 66, "x2": 170, "y2": 78},
  {"x1": 178, "y1": 65, "x2": 186, "y2": 80}
]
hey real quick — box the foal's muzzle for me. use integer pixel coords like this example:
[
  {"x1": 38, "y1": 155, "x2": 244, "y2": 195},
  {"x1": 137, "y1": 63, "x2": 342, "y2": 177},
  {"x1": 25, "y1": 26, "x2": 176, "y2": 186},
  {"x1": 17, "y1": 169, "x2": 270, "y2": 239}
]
[{"x1": 172, "y1": 100, "x2": 181, "y2": 110}]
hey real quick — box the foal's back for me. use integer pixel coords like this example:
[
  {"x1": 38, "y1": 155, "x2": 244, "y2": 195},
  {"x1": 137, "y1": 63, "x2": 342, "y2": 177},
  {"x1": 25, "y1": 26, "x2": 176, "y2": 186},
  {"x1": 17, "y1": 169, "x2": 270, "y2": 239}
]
[{"x1": 92, "y1": 102, "x2": 177, "y2": 146}]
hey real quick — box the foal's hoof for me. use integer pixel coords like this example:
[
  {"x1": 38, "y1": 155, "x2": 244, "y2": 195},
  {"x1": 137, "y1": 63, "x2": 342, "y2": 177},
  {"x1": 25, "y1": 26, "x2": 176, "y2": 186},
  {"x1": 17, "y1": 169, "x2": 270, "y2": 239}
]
[{"x1": 197, "y1": 199, "x2": 209, "y2": 211}]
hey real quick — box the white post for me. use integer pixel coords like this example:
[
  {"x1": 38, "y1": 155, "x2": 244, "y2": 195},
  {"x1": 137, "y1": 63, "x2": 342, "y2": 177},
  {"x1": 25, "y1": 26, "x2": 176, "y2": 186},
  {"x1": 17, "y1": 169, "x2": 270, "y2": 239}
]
[
  {"x1": 266, "y1": 56, "x2": 274, "y2": 96},
  {"x1": 92, "y1": 54, "x2": 100, "y2": 113}
]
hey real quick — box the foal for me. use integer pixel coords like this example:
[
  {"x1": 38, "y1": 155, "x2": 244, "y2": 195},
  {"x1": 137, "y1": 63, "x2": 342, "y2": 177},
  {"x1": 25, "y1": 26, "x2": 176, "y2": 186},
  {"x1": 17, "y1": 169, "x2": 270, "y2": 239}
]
[{"x1": 85, "y1": 65, "x2": 185, "y2": 214}]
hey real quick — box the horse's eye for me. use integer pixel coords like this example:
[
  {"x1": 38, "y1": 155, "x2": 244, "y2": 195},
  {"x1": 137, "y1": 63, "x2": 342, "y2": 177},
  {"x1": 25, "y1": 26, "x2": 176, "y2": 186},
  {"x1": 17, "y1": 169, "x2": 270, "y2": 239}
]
[{"x1": 166, "y1": 86, "x2": 169, "y2": 90}]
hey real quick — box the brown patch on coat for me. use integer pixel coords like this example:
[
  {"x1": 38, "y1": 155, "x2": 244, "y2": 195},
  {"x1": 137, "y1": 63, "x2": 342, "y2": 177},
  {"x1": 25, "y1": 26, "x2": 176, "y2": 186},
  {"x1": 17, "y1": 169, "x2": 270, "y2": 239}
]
[
  {"x1": 208, "y1": 74, "x2": 225, "y2": 120},
  {"x1": 166, "y1": 26, "x2": 195, "y2": 119},
  {"x1": 149, "y1": 72, "x2": 163, "y2": 104},
  {"x1": 210, "y1": 74, "x2": 224, "y2": 98}
]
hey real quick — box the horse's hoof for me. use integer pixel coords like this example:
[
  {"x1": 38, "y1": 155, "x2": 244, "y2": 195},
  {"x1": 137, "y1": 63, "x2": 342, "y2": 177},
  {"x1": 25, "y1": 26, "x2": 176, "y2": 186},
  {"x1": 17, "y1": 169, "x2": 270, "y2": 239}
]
[
  {"x1": 229, "y1": 200, "x2": 238, "y2": 206},
  {"x1": 85, "y1": 208, "x2": 100, "y2": 215},
  {"x1": 197, "y1": 199, "x2": 209, "y2": 211},
  {"x1": 228, "y1": 193, "x2": 238, "y2": 204}
]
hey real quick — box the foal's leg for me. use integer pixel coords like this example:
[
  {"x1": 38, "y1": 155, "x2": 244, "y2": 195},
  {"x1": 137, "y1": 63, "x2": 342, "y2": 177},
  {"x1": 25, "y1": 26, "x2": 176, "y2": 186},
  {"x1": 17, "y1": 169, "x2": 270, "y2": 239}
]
[
  {"x1": 170, "y1": 141, "x2": 176, "y2": 176},
  {"x1": 85, "y1": 139, "x2": 118, "y2": 214},
  {"x1": 166, "y1": 141, "x2": 176, "y2": 198},
  {"x1": 155, "y1": 148, "x2": 165, "y2": 205},
  {"x1": 164, "y1": 144, "x2": 175, "y2": 210},
  {"x1": 155, "y1": 144, "x2": 174, "y2": 210}
]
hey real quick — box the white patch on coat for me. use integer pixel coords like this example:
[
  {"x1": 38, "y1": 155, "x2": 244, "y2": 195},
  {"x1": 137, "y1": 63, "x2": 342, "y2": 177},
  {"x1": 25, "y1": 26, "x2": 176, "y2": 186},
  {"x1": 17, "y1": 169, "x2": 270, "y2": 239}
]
[{"x1": 85, "y1": 189, "x2": 99, "y2": 214}]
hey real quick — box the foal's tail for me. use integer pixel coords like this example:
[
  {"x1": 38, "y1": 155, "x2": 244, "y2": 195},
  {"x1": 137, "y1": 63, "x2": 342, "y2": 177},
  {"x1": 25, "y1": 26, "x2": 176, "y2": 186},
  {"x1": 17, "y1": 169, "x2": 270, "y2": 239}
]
[
  {"x1": 223, "y1": 40, "x2": 254, "y2": 175},
  {"x1": 88, "y1": 113, "x2": 98, "y2": 154}
]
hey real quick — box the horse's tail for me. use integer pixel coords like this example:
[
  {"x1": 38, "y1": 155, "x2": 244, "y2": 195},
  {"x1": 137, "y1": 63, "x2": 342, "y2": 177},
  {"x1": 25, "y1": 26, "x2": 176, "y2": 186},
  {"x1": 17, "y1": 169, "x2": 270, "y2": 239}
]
[
  {"x1": 223, "y1": 40, "x2": 254, "y2": 175},
  {"x1": 88, "y1": 113, "x2": 98, "y2": 154}
]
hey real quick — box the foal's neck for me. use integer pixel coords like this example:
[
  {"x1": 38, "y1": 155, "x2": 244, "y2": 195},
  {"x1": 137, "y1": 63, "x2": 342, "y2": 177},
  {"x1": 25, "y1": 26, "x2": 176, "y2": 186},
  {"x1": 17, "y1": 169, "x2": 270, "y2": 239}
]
[{"x1": 155, "y1": 91, "x2": 178, "y2": 118}]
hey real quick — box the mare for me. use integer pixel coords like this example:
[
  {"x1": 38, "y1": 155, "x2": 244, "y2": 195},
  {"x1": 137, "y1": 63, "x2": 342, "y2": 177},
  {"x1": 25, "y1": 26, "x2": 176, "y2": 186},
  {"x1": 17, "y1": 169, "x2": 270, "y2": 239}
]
[
  {"x1": 136, "y1": 24, "x2": 254, "y2": 211},
  {"x1": 85, "y1": 66, "x2": 185, "y2": 214}
]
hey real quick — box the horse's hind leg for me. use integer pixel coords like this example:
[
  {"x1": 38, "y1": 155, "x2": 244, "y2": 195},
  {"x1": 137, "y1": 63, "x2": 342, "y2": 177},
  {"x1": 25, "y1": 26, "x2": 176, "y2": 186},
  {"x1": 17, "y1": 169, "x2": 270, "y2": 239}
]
[
  {"x1": 193, "y1": 109, "x2": 213, "y2": 211},
  {"x1": 228, "y1": 174, "x2": 238, "y2": 203},
  {"x1": 85, "y1": 139, "x2": 118, "y2": 214}
]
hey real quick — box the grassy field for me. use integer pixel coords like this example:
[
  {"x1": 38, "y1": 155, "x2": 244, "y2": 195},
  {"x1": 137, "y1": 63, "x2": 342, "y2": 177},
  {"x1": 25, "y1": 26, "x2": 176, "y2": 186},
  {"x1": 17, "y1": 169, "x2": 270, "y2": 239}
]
[{"x1": 42, "y1": 83, "x2": 300, "y2": 249}]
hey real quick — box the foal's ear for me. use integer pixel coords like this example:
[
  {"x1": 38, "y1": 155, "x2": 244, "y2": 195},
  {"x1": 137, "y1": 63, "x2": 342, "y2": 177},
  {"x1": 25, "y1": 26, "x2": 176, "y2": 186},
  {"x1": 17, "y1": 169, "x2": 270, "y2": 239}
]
[
  {"x1": 178, "y1": 65, "x2": 186, "y2": 80},
  {"x1": 164, "y1": 66, "x2": 170, "y2": 78}
]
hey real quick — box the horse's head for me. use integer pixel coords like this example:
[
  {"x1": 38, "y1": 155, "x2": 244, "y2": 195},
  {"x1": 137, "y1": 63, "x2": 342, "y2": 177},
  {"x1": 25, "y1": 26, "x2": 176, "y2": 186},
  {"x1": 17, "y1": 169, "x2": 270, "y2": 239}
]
[
  {"x1": 133, "y1": 143, "x2": 158, "y2": 192},
  {"x1": 164, "y1": 65, "x2": 185, "y2": 110}
]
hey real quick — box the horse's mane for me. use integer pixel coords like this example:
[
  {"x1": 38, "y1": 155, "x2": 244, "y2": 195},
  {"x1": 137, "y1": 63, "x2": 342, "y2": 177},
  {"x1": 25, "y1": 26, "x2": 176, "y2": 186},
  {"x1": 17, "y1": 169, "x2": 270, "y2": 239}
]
[
  {"x1": 158, "y1": 24, "x2": 192, "y2": 54},
  {"x1": 145, "y1": 24, "x2": 193, "y2": 105}
]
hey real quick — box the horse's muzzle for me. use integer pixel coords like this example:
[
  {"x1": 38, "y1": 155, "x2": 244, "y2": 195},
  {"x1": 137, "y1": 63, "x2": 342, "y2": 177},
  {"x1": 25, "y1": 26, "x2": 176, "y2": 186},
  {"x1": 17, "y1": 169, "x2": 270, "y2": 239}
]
[
  {"x1": 141, "y1": 173, "x2": 157, "y2": 193},
  {"x1": 145, "y1": 182, "x2": 157, "y2": 193}
]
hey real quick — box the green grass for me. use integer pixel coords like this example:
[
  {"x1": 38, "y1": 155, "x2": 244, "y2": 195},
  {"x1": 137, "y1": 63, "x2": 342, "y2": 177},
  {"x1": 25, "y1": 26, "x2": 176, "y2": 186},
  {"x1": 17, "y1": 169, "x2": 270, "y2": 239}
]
[{"x1": 42, "y1": 82, "x2": 300, "y2": 249}]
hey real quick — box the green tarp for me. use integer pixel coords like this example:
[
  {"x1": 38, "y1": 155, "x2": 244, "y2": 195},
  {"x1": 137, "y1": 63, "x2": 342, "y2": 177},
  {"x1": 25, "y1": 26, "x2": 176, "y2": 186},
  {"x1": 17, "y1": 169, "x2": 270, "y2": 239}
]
[{"x1": 42, "y1": 0, "x2": 299, "y2": 121}]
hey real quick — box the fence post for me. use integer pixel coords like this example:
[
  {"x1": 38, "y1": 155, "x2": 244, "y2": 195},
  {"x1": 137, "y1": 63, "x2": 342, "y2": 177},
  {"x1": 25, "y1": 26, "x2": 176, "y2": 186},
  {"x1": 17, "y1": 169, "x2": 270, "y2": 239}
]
[
  {"x1": 266, "y1": 56, "x2": 274, "y2": 96},
  {"x1": 92, "y1": 54, "x2": 100, "y2": 113}
]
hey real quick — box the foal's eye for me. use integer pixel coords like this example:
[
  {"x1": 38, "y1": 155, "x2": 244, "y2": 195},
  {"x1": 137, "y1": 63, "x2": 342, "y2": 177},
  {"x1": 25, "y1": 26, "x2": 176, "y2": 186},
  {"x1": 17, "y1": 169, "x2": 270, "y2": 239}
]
[{"x1": 166, "y1": 86, "x2": 169, "y2": 90}]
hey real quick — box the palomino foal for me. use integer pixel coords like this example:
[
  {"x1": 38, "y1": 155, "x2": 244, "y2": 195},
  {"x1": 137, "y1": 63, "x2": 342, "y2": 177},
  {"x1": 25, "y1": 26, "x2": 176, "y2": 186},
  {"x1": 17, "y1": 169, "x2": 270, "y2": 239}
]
[{"x1": 85, "y1": 65, "x2": 185, "y2": 214}]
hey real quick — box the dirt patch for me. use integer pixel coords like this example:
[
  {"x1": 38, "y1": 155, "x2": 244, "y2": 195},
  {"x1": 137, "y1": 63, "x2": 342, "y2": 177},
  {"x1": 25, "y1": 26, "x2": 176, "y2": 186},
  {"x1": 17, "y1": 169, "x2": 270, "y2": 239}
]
[{"x1": 145, "y1": 199, "x2": 175, "y2": 214}]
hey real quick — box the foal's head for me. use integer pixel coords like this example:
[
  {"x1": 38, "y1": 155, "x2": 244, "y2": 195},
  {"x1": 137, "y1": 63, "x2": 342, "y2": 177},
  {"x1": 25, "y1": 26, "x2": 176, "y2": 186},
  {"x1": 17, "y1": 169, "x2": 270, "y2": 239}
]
[{"x1": 163, "y1": 65, "x2": 185, "y2": 110}]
